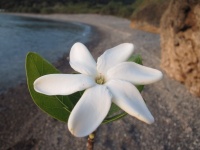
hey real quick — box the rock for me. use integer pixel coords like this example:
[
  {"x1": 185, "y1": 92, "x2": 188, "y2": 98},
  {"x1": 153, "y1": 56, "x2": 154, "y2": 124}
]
[
  {"x1": 130, "y1": 1, "x2": 169, "y2": 33},
  {"x1": 160, "y1": 0, "x2": 200, "y2": 96}
]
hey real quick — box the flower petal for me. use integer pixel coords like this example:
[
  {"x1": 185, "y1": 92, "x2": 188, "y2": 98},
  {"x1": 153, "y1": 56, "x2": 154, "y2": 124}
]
[
  {"x1": 106, "y1": 80, "x2": 154, "y2": 124},
  {"x1": 107, "y1": 62, "x2": 163, "y2": 85},
  {"x1": 97, "y1": 43, "x2": 134, "y2": 75},
  {"x1": 70, "y1": 42, "x2": 97, "y2": 76},
  {"x1": 68, "y1": 85, "x2": 112, "y2": 137},
  {"x1": 34, "y1": 74, "x2": 95, "y2": 95}
]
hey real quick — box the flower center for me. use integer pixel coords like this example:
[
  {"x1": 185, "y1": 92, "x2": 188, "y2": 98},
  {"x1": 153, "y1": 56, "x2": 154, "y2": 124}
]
[{"x1": 95, "y1": 75, "x2": 105, "y2": 85}]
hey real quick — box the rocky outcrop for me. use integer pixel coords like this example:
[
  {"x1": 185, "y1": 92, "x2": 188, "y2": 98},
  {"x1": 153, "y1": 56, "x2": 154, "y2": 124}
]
[
  {"x1": 130, "y1": 1, "x2": 169, "y2": 33},
  {"x1": 160, "y1": 0, "x2": 200, "y2": 96}
]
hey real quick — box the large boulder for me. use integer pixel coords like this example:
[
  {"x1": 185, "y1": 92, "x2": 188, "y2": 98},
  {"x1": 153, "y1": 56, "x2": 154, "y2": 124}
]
[
  {"x1": 160, "y1": 0, "x2": 200, "y2": 96},
  {"x1": 130, "y1": 1, "x2": 169, "y2": 33}
]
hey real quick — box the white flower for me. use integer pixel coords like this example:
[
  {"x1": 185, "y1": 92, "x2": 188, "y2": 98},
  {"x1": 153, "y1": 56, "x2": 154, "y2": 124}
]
[{"x1": 34, "y1": 42, "x2": 162, "y2": 137}]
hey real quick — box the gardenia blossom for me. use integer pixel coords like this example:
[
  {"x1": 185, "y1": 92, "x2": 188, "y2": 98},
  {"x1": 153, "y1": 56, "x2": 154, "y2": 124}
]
[{"x1": 34, "y1": 42, "x2": 163, "y2": 137}]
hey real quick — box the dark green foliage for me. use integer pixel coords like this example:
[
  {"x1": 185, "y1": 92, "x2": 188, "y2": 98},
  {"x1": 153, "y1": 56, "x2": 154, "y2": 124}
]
[
  {"x1": 100, "y1": 1, "x2": 134, "y2": 17},
  {"x1": 0, "y1": 0, "x2": 168, "y2": 19},
  {"x1": 0, "y1": 0, "x2": 164, "y2": 19}
]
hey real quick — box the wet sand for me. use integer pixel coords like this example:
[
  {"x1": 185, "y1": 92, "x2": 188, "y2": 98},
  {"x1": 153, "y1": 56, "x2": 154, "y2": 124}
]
[{"x1": 0, "y1": 14, "x2": 200, "y2": 150}]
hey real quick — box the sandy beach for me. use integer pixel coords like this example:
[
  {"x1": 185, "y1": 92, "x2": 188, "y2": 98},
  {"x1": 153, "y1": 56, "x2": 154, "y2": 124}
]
[{"x1": 0, "y1": 14, "x2": 200, "y2": 150}]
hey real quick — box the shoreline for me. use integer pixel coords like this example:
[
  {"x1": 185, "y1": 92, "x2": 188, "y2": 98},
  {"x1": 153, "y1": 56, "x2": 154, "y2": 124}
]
[
  {"x1": 1, "y1": 13, "x2": 200, "y2": 150},
  {"x1": 0, "y1": 13, "x2": 104, "y2": 94}
]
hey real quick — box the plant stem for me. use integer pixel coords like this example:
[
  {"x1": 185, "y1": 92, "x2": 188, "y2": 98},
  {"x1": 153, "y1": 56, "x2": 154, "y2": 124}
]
[{"x1": 87, "y1": 132, "x2": 95, "y2": 150}]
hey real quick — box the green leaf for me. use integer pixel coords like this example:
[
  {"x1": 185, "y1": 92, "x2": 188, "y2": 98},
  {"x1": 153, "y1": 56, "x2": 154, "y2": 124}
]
[
  {"x1": 102, "y1": 112, "x2": 127, "y2": 124},
  {"x1": 135, "y1": 85, "x2": 144, "y2": 93},
  {"x1": 128, "y1": 54, "x2": 143, "y2": 65},
  {"x1": 103, "y1": 103, "x2": 127, "y2": 124},
  {"x1": 26, "y1": 52, "x2": 74, "y2": 122},
  {"x1": 68, "y1": 90, "x2": 84, "y2": 106},
  {"x1": 106, "y1": 103, "x2": 121, "y2": 117}
]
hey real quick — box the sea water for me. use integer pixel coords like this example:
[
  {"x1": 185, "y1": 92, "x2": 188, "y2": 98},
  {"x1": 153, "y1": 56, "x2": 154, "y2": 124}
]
[{"x1": 0, "y1": 14, "x2": 93, "y2": 92}]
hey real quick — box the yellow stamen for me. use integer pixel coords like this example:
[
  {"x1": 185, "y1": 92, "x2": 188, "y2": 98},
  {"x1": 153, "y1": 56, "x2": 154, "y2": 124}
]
[{"x1": 95, "y1": 75, "x2": 105, "y2": 84}]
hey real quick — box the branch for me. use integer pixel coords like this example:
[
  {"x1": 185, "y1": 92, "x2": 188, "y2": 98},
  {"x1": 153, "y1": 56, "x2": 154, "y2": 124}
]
[{"x1": 87, "y1": 132, "x2": 95, "y2": 150}]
